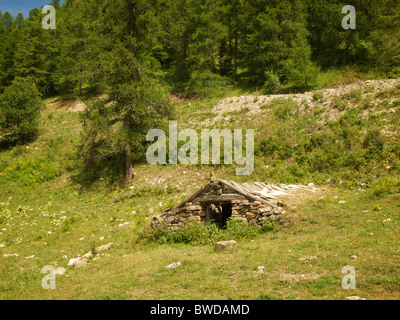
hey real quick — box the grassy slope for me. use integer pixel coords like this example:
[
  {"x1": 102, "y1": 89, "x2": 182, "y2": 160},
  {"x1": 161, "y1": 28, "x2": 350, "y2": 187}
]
[{"x1": 0, "y1": 80, "x2": 399, "y2": 300}]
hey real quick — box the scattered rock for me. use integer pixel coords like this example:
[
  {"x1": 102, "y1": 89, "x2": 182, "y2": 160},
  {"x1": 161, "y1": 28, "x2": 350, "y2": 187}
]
[
  {"x1": 25, "y1": 255, "x2": 36, "y2": 259},
  {"x1": 67, "y1": 258, "x2": 87, "y2": 269},
  {"x1": 346, "y1": 296, "x2": 366, "y2": 300},
  {"x1": 166, "y1": 262, "x2": 182, "y2": 269},
  {"x1": 96, "y1": 242, "x2": 113, "y2": 253},
  {"x1": 99, "y1": 236, "x2": 104, "y2": 241},
  {"x1": 351, "y1": 255, "x2": 357, "y2": 259},
  {"x1": 118, "y1": 222, "x2": 129, "y2": 227},
  {"x1": 0, "y1": 244, "x2": 5, "y2": 248},
  {"x1": 82, "y1": 252, "x2": 93, "y2": 260},
  {"x1": 254, "y1": 266, "x2": 265, "y2": 274},
  {"x1": 383, "y1": 218, "x2": 391, "y2": 223},
  {"x1": 3, "y1": 253, "x2": 18, "y2": 257},
  {"x1": 339, "y1": 201, "x2": 346, "y2": 204},
  {"x1": 299, "y1": 256, "x2": 319, "y2": 262},
  {"x1": 79, "y1": 237, "x2": 84, "y2": 241},
  {"x1": 55, "y1": 267, "x2": 66, "y2": 276},
  {"x1": 214, "y1": 240, "x2": 237, "y2": 251}
]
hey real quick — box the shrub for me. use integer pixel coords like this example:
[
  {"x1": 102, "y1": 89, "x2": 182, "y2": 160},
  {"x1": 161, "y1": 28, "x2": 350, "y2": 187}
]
[
  {"x1": 263, "y1": 70, "x2": 280, "y2": 94},
  {"x1": 0, "y1": 197, "x2": 12, "y2": 222},
  {"x1": 139, "y1": 218, "x2": 277, "y2": 245},
  {"x1": 313, "y1": 92, "x2": 324, "y2": 103},
  {"x1": 0, "y1": 79, "x2": 42, "y2": 147},
  {"x1": 388, "y1": 67, "x2": 400, "y2": 79},
  {"x1": 370, "y1": 176, "x2": 400, "y2": 197},
  {"x1": 332, "y1": 96, "x2": 347, "y2": 111},
  {"x1": 363, "y1": 128, "x2": 385, "y2": 159}
]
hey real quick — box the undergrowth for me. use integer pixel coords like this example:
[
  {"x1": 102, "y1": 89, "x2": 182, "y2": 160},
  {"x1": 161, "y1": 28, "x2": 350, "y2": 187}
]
[{"x1": 137, "y1": 218, "x2": 278, "y2": 246}]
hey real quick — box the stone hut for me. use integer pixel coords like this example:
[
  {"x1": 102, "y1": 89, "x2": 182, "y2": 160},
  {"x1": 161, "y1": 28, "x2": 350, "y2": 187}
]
[{"x1": 151, "y1": 180, "x2": 285, "y2": 230}]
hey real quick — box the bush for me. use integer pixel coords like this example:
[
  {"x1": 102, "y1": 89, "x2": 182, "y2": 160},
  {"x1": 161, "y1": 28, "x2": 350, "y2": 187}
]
[
  {"x1": 388, "y1": 67, "x2": 400, "y2": 79},
  {"x1": 263, "y1": 70, "x2": 280, "y2": 94},
  {"x1": 139, "y1": 218, "x2": 277, "y2": 246},
  {"x1": 370, "y1": 176, "x2": 400, "y2": 197},
  {"x1": 313, "y1": 92, "x2": 324, "y2": 103},
  {"x1": 0, "y1": 79, "x2": 42, "y2": 147}
]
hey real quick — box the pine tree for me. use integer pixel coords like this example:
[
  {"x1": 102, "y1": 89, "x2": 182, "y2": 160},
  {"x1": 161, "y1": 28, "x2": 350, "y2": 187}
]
[
  {"x1": 284, "y1": 34, "x2": 319, "y2": 88},
  {"x1": 79, "y1": 0, "x2": 171, "y2": 183},
  {"x1": 14, "y1": 10, "x2": 58, "y2": 95},
  {"x1": 0, "y1": 79, "x2": 42, "y2": 146}
]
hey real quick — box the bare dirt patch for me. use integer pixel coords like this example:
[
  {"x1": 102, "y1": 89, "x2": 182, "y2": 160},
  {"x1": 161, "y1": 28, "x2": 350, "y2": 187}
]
[{"x1": 45, "y1": 99, "x2": 86, "y2": 112}]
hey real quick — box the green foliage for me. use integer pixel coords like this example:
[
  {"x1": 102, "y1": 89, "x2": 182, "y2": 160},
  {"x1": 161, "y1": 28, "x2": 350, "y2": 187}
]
[
  {"x1": 0, "y1": 79, "x2": 42, "y2": 146},
  {"x1": 0, "y1": 157, "x2": 59, "y2": 186},
  {"x1": 139, "y1": 218, "x2": 276, "y2": 246},
  {"x1": 263, "y1": 70, "x2": 280, "y2": 94},
  {"x1": 0, "y1": 197, "x2": 12, "y2": 222},
  {"x1": 0, "y1": 0, "x2": 399, "y2": 102},
  {"x1": 284, "y1": 35, "x2": 319, "y2": 88},
  {"x1": 254, "y1": 96, "x2": 400, "y2": 185},
  {"x1": 313, "y1": 92, "x2": 324, "y2": 103},
  {"x1": 370, "y1": 176, "x2": 400, "y2": 197}
]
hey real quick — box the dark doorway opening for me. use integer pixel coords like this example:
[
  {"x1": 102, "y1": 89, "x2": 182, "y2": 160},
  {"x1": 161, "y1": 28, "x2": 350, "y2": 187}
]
[{"x1": 206, "y1": 203, "x2": 232, "y2": 228}]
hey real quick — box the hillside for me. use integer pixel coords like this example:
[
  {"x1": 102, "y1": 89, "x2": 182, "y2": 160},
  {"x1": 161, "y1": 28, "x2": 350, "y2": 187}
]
[{"x1": 0, "y1": 80, "x2": 399, "y2": 300}]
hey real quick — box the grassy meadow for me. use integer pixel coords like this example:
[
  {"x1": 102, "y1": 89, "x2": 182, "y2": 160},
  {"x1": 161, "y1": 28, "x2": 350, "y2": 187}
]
[{"x1": 1, "y1": 77, "x2": 400, "y2": 300}]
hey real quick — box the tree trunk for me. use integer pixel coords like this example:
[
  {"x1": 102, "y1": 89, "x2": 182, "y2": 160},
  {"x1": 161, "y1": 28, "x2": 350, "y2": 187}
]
[
  {"x1": 234, "y1": 32, "x2": 238, "y2": 76},
  {"x1": 125, "y1": 148, "x2": 132, "y2": 183},
  {"x1": 79, "y1": 77, "x2": 82, "y2": 97}
]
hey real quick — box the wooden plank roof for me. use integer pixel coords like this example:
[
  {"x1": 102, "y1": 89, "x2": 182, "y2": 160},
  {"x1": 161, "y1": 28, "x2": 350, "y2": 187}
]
[{"x1": 166, "y1": 180, "x2": 281, "y2": 211}]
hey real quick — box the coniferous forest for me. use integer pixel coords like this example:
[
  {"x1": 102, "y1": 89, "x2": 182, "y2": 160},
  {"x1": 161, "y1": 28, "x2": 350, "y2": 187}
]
[
  {"x1": 1, "y1": 0, "x2": 400, "y2": 181},
  {"x1": 1, "y1": 0, "x2": 399, "y2": 96}
]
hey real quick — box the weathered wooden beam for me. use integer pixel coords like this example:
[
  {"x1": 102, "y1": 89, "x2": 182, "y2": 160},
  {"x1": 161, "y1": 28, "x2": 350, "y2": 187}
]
[{"x1": 196, "y1": 194, "x2": 245, "y2": 202}]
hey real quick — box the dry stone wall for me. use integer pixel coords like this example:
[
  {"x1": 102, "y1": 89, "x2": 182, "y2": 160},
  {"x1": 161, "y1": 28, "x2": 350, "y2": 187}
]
[
  {"x1": 151, "y1": 199, "x2": 284, "y2": 230},
  {"x1": 231, "y1": 200, "x2": 283, "y2": 226}
]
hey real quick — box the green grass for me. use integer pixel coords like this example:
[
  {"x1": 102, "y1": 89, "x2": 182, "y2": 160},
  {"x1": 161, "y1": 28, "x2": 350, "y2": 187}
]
[{"x1": 1, "y1": 79, "x2": 400, "y2": 300}]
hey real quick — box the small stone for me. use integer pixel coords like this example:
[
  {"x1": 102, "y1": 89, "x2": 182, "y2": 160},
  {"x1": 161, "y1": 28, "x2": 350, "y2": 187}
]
[
  {"x1": 67, "y1": 258, "x2": 87, "y2": 268},
  {"x1": 79, "y1": 237, "x2": 84, "y2": 241},
  {"x1": 383, "y1": 218, "x2": 391, "y2": 223},
  {"x1": 351, "y1": 255, "x2": 357, "y2": 259},
  {"x1": 82, "y1": 252, "x2": 93, "y2": 260},
  {"x1": 25, "y1": 255, "x2": 36, "y2": 259},
  {"x1": 166, "y1": 262, "x2": 182, "y2": 269},
  {"x1": 346, "y1": 296, "x2": 366, "y2": 300},
  {"x1": 99, "y1": 236, "x2": 104, "y2": 241},
  {"x1": 0, "y1": 244, "x2": 5, "y2": 248},
  {"x1": 299, "y1": 256, "x2": 319, "y2": 262},
  {"x1": 55, "y1": 267, "x2": 66, "y2": 276},
  {"x1": 339, "y1": 201, "x2": 346, "y2": 204},
  {"x1": 214, "y1": 240, "x2": 237, "y2": 251},
  {"x1": 95, "y1": 242, "x2": 113, "y2": 253},
  {"x1": 3, "y1": 253, "x2": 18, "y2": 257}
]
